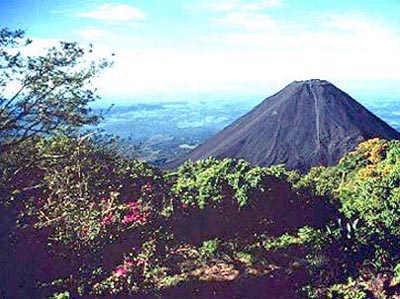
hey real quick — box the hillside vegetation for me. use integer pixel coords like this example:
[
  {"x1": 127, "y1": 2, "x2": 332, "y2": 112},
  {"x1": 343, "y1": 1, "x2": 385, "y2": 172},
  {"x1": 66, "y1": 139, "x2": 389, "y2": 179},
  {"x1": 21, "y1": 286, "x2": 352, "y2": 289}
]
[{"x1": 2, "y1": 29, "x2": 400, "y2": 299}]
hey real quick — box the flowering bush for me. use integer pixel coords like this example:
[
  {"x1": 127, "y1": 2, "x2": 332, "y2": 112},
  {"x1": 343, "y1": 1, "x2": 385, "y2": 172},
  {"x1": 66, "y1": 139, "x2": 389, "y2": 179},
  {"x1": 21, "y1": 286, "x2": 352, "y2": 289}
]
[
  {"x1": 5, "y1": 135, "x2": 173, "y2": 297},
  {"x1": 6, "y1": 124, "x2": 400, "y2": 299}
]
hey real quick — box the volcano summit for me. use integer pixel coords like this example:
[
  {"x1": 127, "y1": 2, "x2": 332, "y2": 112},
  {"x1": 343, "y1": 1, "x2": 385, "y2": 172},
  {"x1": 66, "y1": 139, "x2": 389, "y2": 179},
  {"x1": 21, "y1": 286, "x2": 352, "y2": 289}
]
[{"x1": 169, "y1": 80, "x2": 400, "y2": 172}]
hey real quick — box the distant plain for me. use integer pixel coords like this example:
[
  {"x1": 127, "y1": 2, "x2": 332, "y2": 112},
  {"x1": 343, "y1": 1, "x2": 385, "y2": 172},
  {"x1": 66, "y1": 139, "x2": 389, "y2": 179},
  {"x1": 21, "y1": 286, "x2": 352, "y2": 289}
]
[{"x1": 95, "y1": 94, "x2": 400, "y2": 165}]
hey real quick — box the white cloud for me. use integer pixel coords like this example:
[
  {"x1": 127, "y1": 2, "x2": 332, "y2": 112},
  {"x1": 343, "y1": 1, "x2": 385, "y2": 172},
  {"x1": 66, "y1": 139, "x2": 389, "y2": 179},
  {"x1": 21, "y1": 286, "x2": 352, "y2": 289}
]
[
  {"x1": 208, "y1": 1, "x2": 238, "y2": 11},
  {"x1": 76, "y1": 28, "x2": 107, "y2": 40},
  {"x1": 185, "y1": 0, "x2": 239, "y2": 12},
  {"x1": 95, "y1": 49, "x2": 269, "y2": 96},
  {"x1": 197, "y1": 13, "x2": 400, "y2": 82},
  {"x1": 187, "y1": 0, "x2": 283, "y2": 12},
  {"x1": 213, "y1": 12, "x2": 278, "y2": 30},
  {"x1": 92, "y1": 12, "x2": 400, "y2": 97},
  {"x1": 77, "y1": 3, "x2": 145, "y2": 22},
  {"x1": 20, "y1": 38, "x2": 60, "y2": 56},
  {"x1": 241, "y1": 0, "x2": 283, "y2": 11},
  {"x1": 323, "y1": 13, "x2": 387, "y2": 34}
]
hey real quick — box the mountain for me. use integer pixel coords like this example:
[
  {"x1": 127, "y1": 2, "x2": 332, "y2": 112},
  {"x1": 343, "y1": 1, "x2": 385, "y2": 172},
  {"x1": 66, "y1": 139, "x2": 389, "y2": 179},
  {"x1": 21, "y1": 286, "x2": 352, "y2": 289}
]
[{"x1": 167, "y1": 79, "x2": 400, "y2": 172}]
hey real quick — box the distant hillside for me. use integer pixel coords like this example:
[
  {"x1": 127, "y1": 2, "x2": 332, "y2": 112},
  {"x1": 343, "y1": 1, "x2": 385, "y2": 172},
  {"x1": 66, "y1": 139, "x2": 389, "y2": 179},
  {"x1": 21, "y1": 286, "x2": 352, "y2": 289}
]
[{"x1": 169, "y1": 79, "x2": 400, "y2": 172}]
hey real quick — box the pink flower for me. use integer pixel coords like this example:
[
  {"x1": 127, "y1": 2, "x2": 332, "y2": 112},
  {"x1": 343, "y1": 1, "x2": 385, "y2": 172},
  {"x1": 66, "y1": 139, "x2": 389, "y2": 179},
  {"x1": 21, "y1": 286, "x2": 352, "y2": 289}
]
[
  {"x1": 181, "y1": 204, "x2": 188, "y2": 209},
  {"x1": 113, "y1": 266, "x2": 129, "y2": 277},
  {"x1": 122, "y1": 214, "x2": 135, "y2": 224},
  {"x1": 127, "y1": 201, "x2": 137, "y2": 209},
  {"x1": 122, "y1": 215, "x2": 132, "y2": 224},
  {"x1": 121, "y1": 201, "x2": 148, "y2": 225},
  {"x1": 102, "y1": 214, "x2": 115, "y2": 226},
  {"x1": 137, "y1": 258, "x2": 145, "y2": 266},
  {"x1": 146, "y1": 183, "x2": 152, "y2": 191},
  {"x1": 142, "y1": 183, "x2": 152, "y2": 192},
  {"x1": 79, "y1": 227, "x2": 88, "y2": 238},
  {"x1": 125, "y1": 259, "x2": 134, "y2": 266}
]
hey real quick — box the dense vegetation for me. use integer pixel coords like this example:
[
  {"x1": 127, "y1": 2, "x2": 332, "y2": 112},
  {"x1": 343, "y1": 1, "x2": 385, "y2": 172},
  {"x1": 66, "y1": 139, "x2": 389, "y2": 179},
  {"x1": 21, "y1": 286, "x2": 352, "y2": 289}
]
[{"x1": 2, "y1": 29, "x2": 400, "y2": 299}]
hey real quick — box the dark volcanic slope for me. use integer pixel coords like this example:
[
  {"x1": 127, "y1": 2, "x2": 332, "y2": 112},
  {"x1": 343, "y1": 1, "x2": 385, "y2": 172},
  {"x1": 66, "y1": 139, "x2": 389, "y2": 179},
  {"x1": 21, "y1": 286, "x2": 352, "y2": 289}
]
[{"x1": 169, "y1": 79, "x2": 400, "y2": 171}]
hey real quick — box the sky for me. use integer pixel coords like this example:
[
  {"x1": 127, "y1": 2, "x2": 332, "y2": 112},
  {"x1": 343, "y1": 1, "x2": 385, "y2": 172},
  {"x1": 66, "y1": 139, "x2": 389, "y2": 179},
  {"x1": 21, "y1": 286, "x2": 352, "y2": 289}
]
[{"x1": 2, "y1": 0, "x2": 400, "y2": 103}]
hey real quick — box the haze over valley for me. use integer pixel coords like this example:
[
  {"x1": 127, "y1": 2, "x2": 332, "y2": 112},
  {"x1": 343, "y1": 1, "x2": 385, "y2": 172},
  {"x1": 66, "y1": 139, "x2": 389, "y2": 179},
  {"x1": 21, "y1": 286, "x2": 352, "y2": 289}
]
[{"x1": 96, "y1": 90, "x2": 400, "y2": 165}]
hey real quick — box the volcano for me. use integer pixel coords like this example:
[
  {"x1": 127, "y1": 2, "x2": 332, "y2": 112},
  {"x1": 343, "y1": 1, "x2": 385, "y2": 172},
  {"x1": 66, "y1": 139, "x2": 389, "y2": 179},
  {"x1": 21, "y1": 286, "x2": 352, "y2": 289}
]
[{"x1": 169, "y1": 79, "x2": 400, "y2": 172}]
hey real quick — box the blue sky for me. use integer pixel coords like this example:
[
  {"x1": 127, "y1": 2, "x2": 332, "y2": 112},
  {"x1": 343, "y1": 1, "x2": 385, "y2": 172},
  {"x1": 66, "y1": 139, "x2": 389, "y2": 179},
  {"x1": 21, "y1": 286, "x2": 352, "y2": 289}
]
[{"x1": 2, "y1": 0, "x2": 400, "y2": 101}]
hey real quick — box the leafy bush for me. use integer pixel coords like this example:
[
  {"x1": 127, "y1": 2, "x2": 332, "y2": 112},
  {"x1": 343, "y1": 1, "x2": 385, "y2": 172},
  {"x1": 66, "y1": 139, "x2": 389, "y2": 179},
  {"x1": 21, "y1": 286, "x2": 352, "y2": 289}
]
[
  {"x1": 169, "y1": 158, "x2": 331, "y2": 242},
  {"x1": 297, "y1": 139, "x2": 400, "y2": 298}
]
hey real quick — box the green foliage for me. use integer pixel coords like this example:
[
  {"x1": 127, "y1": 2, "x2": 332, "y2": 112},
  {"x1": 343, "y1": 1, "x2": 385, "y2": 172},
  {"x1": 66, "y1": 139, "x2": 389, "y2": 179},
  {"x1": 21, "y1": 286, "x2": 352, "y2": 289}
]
[
  {"x1": 334, "y1": 139, "x2": 400, "y2": 266},
  {"x1": 293, "y1": 139, "x2": 400, "y2": 298},
  {"x1": 200, "y1": 239, "x2": 220, "y2": 257},
  {"x1": 3, "y1": 31, "x2": 400, "y2": 298},
  {"x1": 169, "y1": 157, "x2": 326, "y2": 243},
  {"x1": 171, "y1": 158, "x2": 295, "y2": 208},
  {"x1": 0, "y1": 28, "x2": 111, "y2": 154},
  {"x1": 294, "y1": 165, "x2": 342, "y2": 197},
  {"x1": 21, "y1": 134, "x2": 174, "y2": 297},
  {"x1": 49, "y1": 291, "x2": 70, "y2": 299},
  {"x1": 0, "y1": 28, "x2": 112, "y2": 209},
  {"x1": 328, "y1": 280, "x2": 368, "y2": 299}
]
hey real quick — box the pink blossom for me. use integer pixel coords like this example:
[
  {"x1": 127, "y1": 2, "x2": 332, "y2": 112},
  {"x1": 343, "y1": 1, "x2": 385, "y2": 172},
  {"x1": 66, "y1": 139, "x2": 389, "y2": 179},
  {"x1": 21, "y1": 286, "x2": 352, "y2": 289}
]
[
  {"x1": 113, "y1": 266, "x2": 129, "y2": 277},
  {"x1": 121, "y1": 201, "x2": 148, "y2": 225},
  {"x1": 137, "y1": 258, "x2": 145, "y2": 266},
  {"x1": 142, "y1": 183, "x2": 152, "y2": 192},
  {"x1": 146, "y1": 183, "x2": 152, "y2": 191},
  {"x1": 181, "y1": 204, "x2": 188, "y2": 209},
  {"x1": 125, "y1": 259, "x2": 134, "y2": 266},
  {"x1": 79, "y1": 227, "x2": 88, "y2": 238},
  {"x1": 122, "y1": 214, "x2": 136, "y2": 224},
  {"x1": 127, "y1": 201, "x2": 137, "y2": 209},
  {"x1": 102, "y1": 214, "x2": 115, "y2": 226}
]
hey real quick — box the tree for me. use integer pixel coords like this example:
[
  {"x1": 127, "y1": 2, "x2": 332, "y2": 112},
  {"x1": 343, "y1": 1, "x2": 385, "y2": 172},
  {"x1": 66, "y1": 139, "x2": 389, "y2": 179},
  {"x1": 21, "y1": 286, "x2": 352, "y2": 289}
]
[
  {"x1": 0, "y1": 28, "x2": 112, "y2": 204},
  {"x1": 0, "y1": 27, "x2": 111, "y2": 154},
  {"x1": 0, "y1": 28, "x2": 112, "y2": 299}
]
